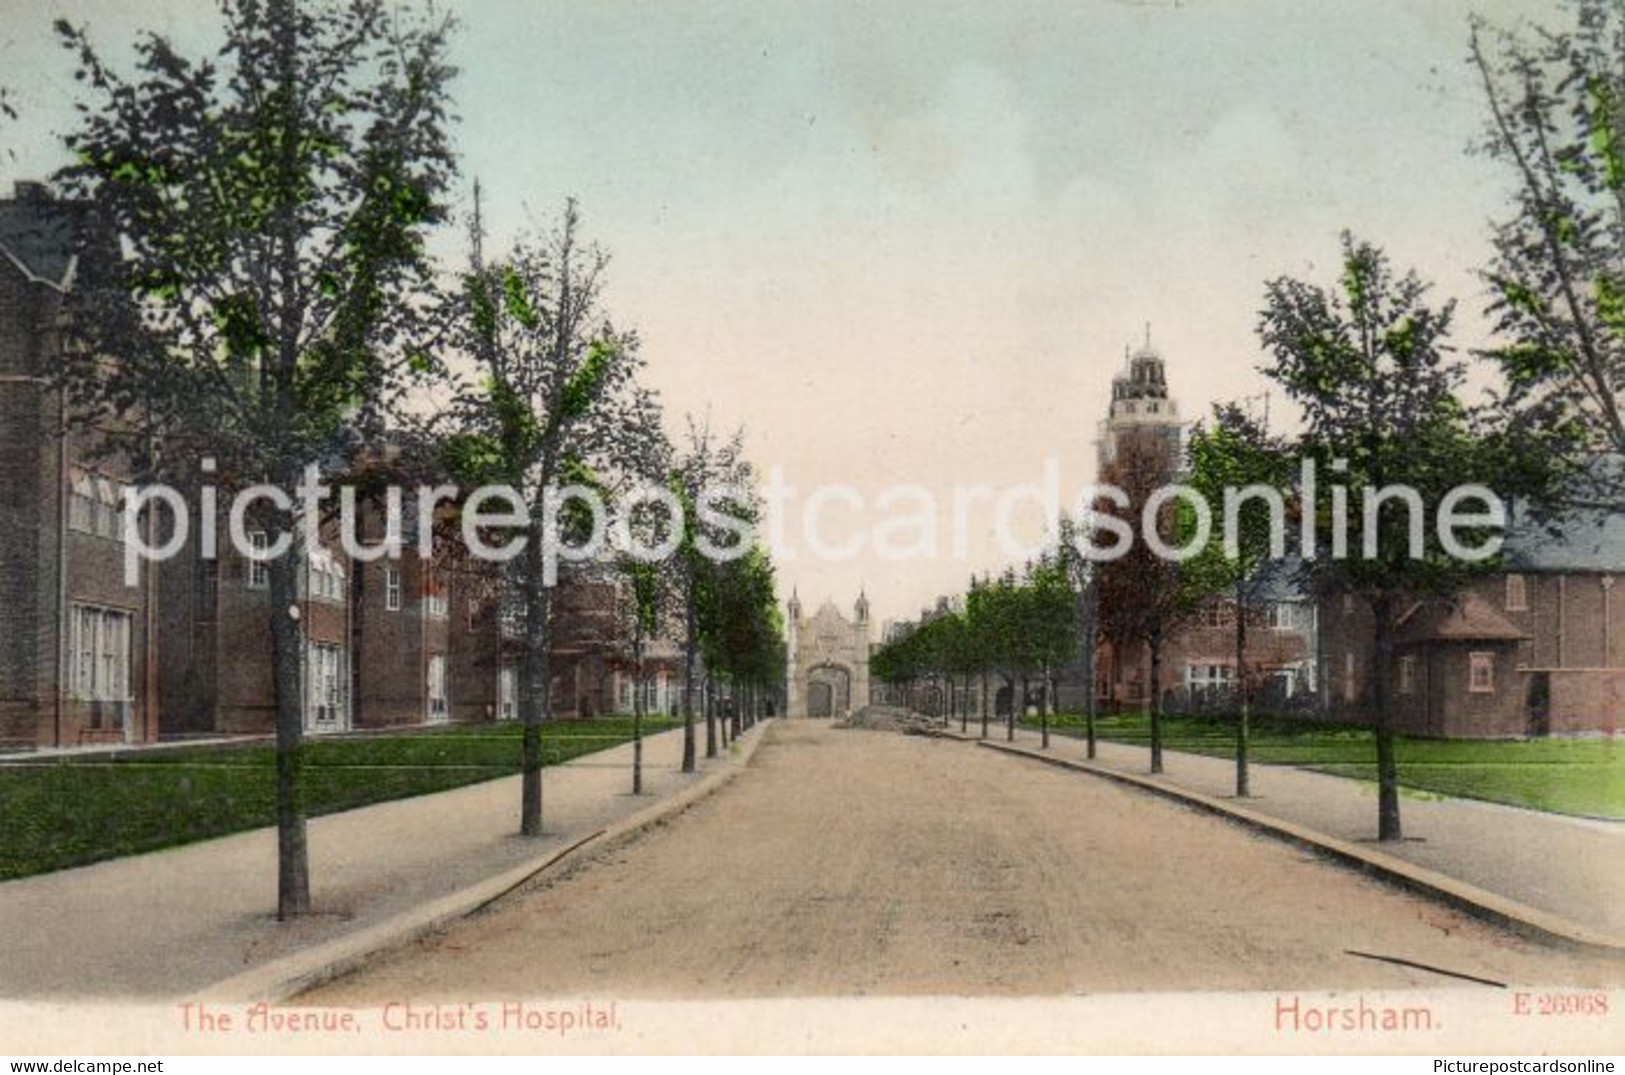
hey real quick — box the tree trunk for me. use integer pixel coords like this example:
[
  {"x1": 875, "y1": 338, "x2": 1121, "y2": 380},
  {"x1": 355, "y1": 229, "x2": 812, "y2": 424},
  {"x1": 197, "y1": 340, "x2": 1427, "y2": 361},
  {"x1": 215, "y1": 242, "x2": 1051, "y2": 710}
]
[
  {"x1": 1040, "y1": 667, "x2": 1050, "y2": 749},
  {"x1": 980, "y1": 674, "x2": 989, "y2": 739},
  {"x1": 1371, "y1": 596, "x2": 1402, "y2": 840},
  {"x1": 1235, "y1": 584, "x2": 1248, "y2": 795},
  {"x1": 267, "y1": 19, "x2": 311, "y2": 921},
  {"x1": 268, "y1": 544, "x2": 309, "y2": 920},
  {"x1": 1084, "y1": 608, "x2": 1098, "y2": 760},
  {"x1": 681, "y1": 586, "x2": 698, "y2": 773},
  {"x1": 1006, "y1": 673, "x2": 1018, "y2": 742},
  {"x1": 1235, "y1": 581, "x2": 1250, "y2": 798},
  {"x1": 705, "y1": 676, "x2": 718, "y2": 758},
  {"x1": 519, "y1": 537, "x2": 553, "y2": 837},
  {"x1": 1149, "y1": 634, "x2": 1164, "y2": 774},
  {"x1": 959, "y1": 675, "x2": 969, "y2": 734},
  {"x1": 632, "y1": 634, "x2": 645, "y2": 796}
]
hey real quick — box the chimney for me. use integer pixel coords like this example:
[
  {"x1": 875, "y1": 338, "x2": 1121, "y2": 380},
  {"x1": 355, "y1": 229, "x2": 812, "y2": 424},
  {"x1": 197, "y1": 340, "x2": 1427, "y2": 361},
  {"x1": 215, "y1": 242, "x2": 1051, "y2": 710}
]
[{"x1": 13, "y1": 181, "x2": 51, "y2": 203}]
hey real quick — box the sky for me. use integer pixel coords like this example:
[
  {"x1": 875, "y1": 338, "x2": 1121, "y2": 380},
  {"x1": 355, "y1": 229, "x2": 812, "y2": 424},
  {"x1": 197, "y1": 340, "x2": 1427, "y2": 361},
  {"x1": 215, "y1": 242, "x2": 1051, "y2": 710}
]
[{"x1": 0, "y1": 0, "x2": 1551, "y2": 625}]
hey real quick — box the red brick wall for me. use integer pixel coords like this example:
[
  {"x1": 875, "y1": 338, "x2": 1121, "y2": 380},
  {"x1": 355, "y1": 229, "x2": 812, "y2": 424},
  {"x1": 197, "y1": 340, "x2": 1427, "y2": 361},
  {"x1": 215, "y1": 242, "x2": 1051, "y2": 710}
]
[
  {"x1": 1534, "y1": 669, "x2": 1624, "y2": 736},
  {"x1": 354, "y1": 550, "x2": 444, "y2": 729}
]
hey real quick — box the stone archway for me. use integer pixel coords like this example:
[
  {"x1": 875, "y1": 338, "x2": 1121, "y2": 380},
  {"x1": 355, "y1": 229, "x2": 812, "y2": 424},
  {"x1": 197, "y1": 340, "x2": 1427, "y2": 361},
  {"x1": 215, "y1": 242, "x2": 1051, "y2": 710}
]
[
  {"x1": 786, "y1": 596, "x2": 871, "y2": 718},
  {"x1": 805, "y1": 663, "x2": 852, "y2": 719}
]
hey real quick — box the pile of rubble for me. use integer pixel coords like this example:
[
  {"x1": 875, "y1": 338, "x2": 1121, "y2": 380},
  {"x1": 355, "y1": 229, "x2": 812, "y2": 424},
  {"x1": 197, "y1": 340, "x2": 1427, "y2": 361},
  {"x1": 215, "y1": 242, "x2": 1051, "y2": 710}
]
[{"x1": 836, "y1": 705, "x2": 943, "y2": 736}]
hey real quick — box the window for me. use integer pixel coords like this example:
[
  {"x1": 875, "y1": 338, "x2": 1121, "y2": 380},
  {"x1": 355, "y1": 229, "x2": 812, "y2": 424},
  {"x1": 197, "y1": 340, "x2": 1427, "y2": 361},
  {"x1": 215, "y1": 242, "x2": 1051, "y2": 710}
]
[
  {"x1": 467, "y1": 598, "x2": 480, "y2": 630},
  {"x1": 1199, "y1": 603, "x2": 1232, "y2": 629},
  {"x1": 1397, "y1": 655, "x2": 1416, "y2": 696},
  {"x1": 1343, "y1": 652, "x2": 1357, "y2": 703},
  {"x1": 95, "y1": 478, "x2": 125, "y2": 539},
  {"x1": 306, "y1": 548, "x2": 346, "y2": 603},
  {"x1": 1505, "y1": 574, "x2": 1528, "y2": 612},
  {"x1": 305, "y1": 642, "x2": 347, "y2": 731},
  {"x1": 424, "y1": 574, "x2": 448, "y2": 619},
  {"x1": 1266, "y1": 603, "x2": 1304, "y2": 630},
  {"x1": 618, "y1": 675, "x2": 633, "y2": 710},
  {"x1": 1341, "y1": 594, "x2": 1356, "y2": 616},
  {"x1": 1469, "y1": 652, "x2": 1496, "y2": 694},
  {"x1": 499, "y1": 666, "x2": 517, "y2": 721},
  {"x1": 1186, "y1": 663, "x2": 1234, "y2": 701},
  {"x1": 427, "y1": 655, "x2": 448, "y2": 723},
  {"x1": 71, "y1": 605, "x2": 132, "y2": 703},
  {"x1": 385, "y1": 566, "x2": 402, "y2": 611},
  {"x1": 68, "y1": 473, "x2": 130, "y2": 540},
  {"x1": 499, "y1": 591, "x2": 525, "y2": 637},
  {"x1": 246, "y1": 531, "x2": 270, "y2": 589},
  {"x1": 68, "y1": 474, "x2": 95, "y2": 533}
]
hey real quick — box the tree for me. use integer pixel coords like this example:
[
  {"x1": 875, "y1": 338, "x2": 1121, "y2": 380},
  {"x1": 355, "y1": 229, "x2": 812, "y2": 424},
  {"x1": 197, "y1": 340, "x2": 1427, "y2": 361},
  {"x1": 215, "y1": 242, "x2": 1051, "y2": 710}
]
[
  {"x1": 1095, "y1": 431, "x2": 1192, "y2": 774},
  {"x1": 668, "y1": 416, "x2": 751, "y2": 772},
  {"x1": 698, "y1": 544, "x2": 784, "y2": 739},
  {"x1": 55, "y1": 0, "x2": 457, "y2": 918},
  {"x1": 937, "y1": 611, "x2": 976, "y2": 733},
  {"x1": 443, "y1": 198, "x2": 660, "y2": 837},
  {"x1": 1259, "y1": 234, "x2": 1513, "y2": 841},
  {"x1": 1021, "y1": 554, "x2": 1076, "y2": 750},
  {"x1": 1470, "y1": 2, "x2": 1625, "y2": 506},
  {"x1": 1057, "y1": 515, "x2": 1101, "y2": 759},
  {"x1": 964, "y1": 574, "x2": 998, "y2": 739},
  {"x1": 617, "y1": 555, "x2": 672, "y2": 795},
  {"x1": 1182, "y1": 404, "x2": 1294, "y2": 796}
]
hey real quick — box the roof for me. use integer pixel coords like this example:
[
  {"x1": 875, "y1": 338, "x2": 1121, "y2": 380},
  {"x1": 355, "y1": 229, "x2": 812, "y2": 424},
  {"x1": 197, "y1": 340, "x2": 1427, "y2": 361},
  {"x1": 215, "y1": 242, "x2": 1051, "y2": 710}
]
[
  {"x1": 1503, "y1": 501, "x2": 1625, "y2": 574},
  {"x1": 0, "y1": 189, "x2": 76, "y2": 290},
  {"x1": 1394, "y1": 592, "x2": 1530, "y2": 645}
]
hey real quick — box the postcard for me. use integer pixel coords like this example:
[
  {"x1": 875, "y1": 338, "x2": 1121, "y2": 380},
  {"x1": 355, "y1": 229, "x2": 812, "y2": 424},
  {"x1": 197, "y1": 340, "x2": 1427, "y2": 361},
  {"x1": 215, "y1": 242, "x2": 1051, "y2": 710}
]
[{"x1": 0, "y1": 0, "x2": 1619, "y2": 1060}]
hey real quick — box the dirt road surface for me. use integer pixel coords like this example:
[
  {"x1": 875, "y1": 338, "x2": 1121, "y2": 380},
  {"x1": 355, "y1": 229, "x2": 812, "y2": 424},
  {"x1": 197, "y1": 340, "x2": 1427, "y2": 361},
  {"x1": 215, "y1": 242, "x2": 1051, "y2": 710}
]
[{"x1": 308, "y1": 722, "x2": 1624, "y2": 1000}]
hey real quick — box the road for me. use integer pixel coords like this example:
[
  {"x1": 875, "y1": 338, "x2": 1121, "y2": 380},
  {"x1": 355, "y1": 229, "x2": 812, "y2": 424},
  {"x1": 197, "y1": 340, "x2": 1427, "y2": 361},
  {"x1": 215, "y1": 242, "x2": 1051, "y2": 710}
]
[{"x1": 307, "y1": 721, "x2": 1624, "y2": 1001}]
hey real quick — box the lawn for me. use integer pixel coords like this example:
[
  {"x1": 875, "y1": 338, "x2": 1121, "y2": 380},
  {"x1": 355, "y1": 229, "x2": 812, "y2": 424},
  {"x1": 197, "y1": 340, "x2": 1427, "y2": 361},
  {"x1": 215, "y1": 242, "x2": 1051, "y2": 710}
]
[
  {"x1": 0, "y1": 715, "x2": 679, "y2": 882},
  {"x1": 1022, "y1": 711, "x2": 1625, "y2": 820}
]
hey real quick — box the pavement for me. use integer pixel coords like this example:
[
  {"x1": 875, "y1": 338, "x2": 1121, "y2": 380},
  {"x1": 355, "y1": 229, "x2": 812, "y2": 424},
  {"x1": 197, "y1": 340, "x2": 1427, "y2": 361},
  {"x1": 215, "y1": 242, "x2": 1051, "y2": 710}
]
[
  {"x1": 954, "y1": 719, "x2": 1625, "y2": 944},
  {"x1": 307, "y1": 720, "x2": 1624, "y2": 1004},
  {"x1": 0, "y1": 721, "x2": 758, "y2": 1001},
  {"x1": 4, "y1": 711, "x2": 1617, "y2": 1003}
]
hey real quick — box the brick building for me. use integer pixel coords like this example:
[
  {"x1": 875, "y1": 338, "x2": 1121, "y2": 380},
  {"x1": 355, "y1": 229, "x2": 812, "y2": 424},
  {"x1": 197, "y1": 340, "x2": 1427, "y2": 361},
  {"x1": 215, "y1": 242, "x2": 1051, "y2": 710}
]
[
  {"x1": 0, "y1": 182, "x2": 162, "y2": 749},
  {"x1": 158, "y1": 510, "x2": 360, "y2": 736},
  {"x1": 0, "y1": 180, "x2": 682, "y2": 750},
  {"x1": 1086, "y1": 344, "x2": 1318, "y2": 715},
  {"x1": 1321, "y1": 508, "x2": 1624, "y2": 737}
]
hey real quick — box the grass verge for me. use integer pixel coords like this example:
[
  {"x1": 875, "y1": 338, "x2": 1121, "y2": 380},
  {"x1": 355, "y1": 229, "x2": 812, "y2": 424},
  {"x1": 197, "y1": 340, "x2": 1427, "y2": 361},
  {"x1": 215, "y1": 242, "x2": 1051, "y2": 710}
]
[
  {"x1": 0, "y1": 716, "x2": 679, "y2": 881},
  {"x1": 1023, "y1": 710, "x2": 1624, "y2": 819}
]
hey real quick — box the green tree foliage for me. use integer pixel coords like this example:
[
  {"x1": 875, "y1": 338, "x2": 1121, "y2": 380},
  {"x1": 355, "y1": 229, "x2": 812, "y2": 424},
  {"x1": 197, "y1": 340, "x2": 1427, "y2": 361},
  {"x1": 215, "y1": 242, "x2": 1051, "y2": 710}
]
[
  {"x1": 1095, "y1": 431, "x2": 1193, "y2": 774},
  {"x1": 697, "y1": 545, "x2": 786, "y2": 739},
  {"x1": 873, "y1": 560, "x2": 1074, "y2": 746},
  {"x1": 1181, "y1": 404, "x2": 1294, "y2": 796},
  {"x1": 1259, "y1": 234, "x2": 1516, "y2": 841},
  {"x1": 1471, "y1": 1, "x2": 1625, "y2": 505},
  {"x1": 54, "y1": 0, "x2": 458, "y2": 919},
  {"x1": 1056, "y1": 515, "x2": 1102, "y2": 758},
  {"x1": 1021, "y1": 554, "x2": 1076, "y2": 749},
  {"x1": 443, "y1": 198, "x2": 662, "y2": 837},
  {"x1": 668, "y1": 416, "x2": 754, "y2": 771}
]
